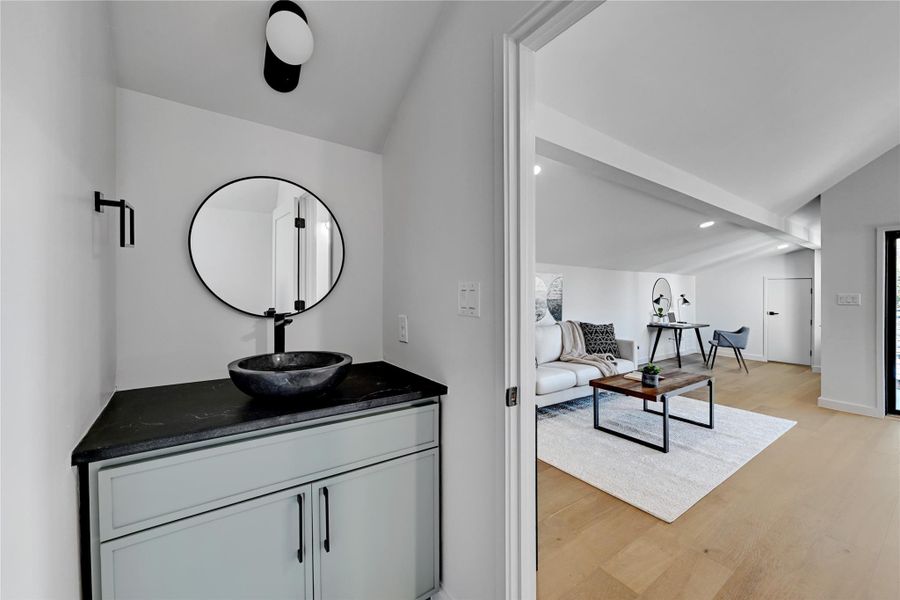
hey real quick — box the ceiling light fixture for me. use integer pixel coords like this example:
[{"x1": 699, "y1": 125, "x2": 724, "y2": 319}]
[
  {"x1": 699, "y1": 221, "x2": 715, "y2": 228},
  {"x1": 533, "y1": 165, "x2": 542, "y2": 175},
  {"x1": 777, "y1": 243, "x2": 790, "y2": 250},
  {"x1": 264, "y1": 1, "x2": 314, "y2": 93}
]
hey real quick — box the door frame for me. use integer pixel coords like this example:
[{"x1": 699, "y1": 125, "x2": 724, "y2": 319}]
[
  {"x1": 877, "y1": 226, "x2": 900, "y2": 416},
  {"x1": 762, "y1": 277, "x2": 813, "y2": 365},
  {"x1": 500, "y1": 3, "x2": 603, "y2": 599}
]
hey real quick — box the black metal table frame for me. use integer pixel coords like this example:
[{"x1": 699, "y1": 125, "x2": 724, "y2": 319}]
[
  {"x1": 592, "y1": 379, "x2": 714, "y2": 453},
  {"x1": 648, "y1": 324, "x2": 709, "y2": 368}
]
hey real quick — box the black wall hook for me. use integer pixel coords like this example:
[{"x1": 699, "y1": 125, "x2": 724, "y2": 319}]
[{"x1": 94, "y1": 191, "x2": 134, "y2": 248}]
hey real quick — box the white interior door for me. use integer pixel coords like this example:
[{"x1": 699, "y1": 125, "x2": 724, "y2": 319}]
[{"x1": 766, "y1": 278, "x2": 812, "y2": 365}]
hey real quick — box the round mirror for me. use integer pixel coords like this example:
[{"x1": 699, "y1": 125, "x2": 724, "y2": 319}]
[
  {"x1": 189, "y1": 176, "x2": 344, "y2": 317},
  {"x1": 651, "y1": 277, "x2": 672, "y2": 315}
]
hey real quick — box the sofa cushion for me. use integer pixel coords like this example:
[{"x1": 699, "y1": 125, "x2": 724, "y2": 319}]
[
  {"x1": 535, "y1": 324, "x2": 563, "y2": 365},
  {"x1": 580, "y1": 322, "x2": 621, "y2": 357},
  {"x1": 535, "y1": 366, "x2": 577, "y2": 395},
  {"x1": 544, "y1": 361, "x2": 601, "y2": 386}
]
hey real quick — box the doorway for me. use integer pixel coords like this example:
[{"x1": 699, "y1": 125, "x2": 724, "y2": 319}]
[
  {"x1": 765, "y1": 278, "x2": 813, "y2": 365},
  {"x1": 886, "y1": 231, "x2": 899, "y2": 415}
]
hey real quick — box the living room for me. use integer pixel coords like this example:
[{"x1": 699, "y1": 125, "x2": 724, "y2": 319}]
[{"x1": 530, "y1": 2, "x2": 899, "y2": 598}]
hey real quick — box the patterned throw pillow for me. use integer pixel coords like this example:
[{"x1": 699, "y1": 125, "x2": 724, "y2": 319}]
[{"x1": 580, "y1": 322, "x2": 621, "y2": 358}]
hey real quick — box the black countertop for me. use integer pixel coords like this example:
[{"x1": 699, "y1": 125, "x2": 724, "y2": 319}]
[{"x1": 72, "y1": 361, "x2": 447, "y2": 465}]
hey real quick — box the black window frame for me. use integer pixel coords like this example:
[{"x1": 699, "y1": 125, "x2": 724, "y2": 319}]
[{"x1": 886, "y1": 230, "x2": 899, "y2": 415}]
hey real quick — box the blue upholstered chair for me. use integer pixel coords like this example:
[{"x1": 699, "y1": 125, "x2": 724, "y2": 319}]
[{"x1": 707, "y1": 327, "x2": 750, "y2": 373}]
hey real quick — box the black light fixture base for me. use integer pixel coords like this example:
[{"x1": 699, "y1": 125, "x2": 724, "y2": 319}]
[
  {"x1": 264, "y1": 1, "x2": 308, "y2": 93},
  {"x1": 264, "y1": 46, "x2": 302, "y2": 93}
]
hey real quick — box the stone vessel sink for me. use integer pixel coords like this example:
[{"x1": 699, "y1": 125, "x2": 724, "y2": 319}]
[{"x1": 228, "y1": 351, "x2": 353, "y2": 399}]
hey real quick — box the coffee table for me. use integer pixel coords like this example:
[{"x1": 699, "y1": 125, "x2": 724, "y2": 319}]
[{"x1": 589, "y1": 370, "x2": 714, "y2": 453}]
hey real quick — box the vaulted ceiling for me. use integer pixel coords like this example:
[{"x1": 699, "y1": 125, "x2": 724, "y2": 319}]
[
  {"x1": 537, "y1": 0, "x2": 900, "y2": 217},
  {"x1": 535, "y1": 156, "x2": 804, "y2": 274},
  {"x1": 110, "y1": 1, "x2": 445, "y2": 153}
]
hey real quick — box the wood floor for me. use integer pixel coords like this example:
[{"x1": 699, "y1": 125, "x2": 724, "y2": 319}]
[{"x1": 537, "y1": 355, "x2": 900, "y2": 600}]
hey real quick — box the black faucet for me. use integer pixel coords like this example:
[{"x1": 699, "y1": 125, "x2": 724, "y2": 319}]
[{"x1": 265, "y1": 308, "x2": 293, "y2": 354}]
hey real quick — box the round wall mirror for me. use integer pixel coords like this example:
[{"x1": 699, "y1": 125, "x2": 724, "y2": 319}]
[
  {"x1": 651, "y1": 277, "x2": 672, "y2": 315},
  {"x1": 189, "y1": 176, "x2": 345, "y2": 317}
]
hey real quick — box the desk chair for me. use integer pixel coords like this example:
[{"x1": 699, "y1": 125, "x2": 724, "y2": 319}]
[{"x1": 707, "y1": 327, "x2": 750, "y2": 374}]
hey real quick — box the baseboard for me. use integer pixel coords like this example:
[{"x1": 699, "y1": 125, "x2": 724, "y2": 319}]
[
  {"x1": 432, "y1": 586, "x2": 457, "y2": 600},
  {"x1": 811, "y1": 365, "x2": 821, "y2": 373},
  {"x1": 817, "y1": 396, "x2": 883, "y2": 418},
  {"x1": 638, "y1": 349, "x2": 701, "y2": 364},
  {"x1": 639, "y1": 350, "x2": 767, "y2": 366}
]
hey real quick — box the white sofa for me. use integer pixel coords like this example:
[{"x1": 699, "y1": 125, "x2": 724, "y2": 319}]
[{"x1": 535, "y1": 324, "x2": 636, "y2": 407}]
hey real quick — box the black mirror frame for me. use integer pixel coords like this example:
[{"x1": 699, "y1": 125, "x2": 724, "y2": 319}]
[
  {"x1": 188, "y1": 175, "x2": 346, "y2": 319},
  {"x1": 651, "y1": 277, "x2": 673, "y2": 314}
]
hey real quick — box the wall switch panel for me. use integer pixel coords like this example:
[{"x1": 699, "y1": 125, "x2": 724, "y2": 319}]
[
  {"x1": 836, "y1": 293, "x2": 861, "y2": 306},
  {"x1": 398, "y1": 314, "x2": 408, "y2": 343},
  {"x1": 457, "y1": 281, "x2": 481, "y2": 317}
]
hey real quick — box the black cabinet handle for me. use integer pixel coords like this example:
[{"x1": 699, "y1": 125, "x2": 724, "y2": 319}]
[
  {"x1": 296, "y1": 493, "x2": 304, "y2": 563},
  {"x1": 322, "y1": 487, "x2": 331, "y2": 553},
  {"x1": 767, "y1": 311, "x2": 779, "y2": 316}
]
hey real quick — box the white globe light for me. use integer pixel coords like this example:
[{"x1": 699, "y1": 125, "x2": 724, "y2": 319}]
[{"x1": 266, "y1": 11, "x2": 314, "y2": 66}]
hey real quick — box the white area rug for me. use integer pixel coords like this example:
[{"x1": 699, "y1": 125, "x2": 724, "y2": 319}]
[{"x1": 538, "y1": 394, "x2": 796, "y2": 522}]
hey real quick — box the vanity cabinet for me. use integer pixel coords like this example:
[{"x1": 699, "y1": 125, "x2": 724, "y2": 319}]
[
  {"x1": 312, "y1": 450, "x2": 438, "y2": 600},
  {"x1": 101, "y1": 484, "x2": 314, "y2": 599},
  {"x1": 73, "y1": 367, "x2": 444, "y2": 600},
  {"x1": 100, "y1": 448, "x2": 438, "y2": 600}
]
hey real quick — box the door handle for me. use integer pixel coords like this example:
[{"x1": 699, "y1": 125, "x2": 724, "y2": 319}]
[
  {"x1": 322, "y1": 487, "x2": 331, "y2": 553},
  {"x1": 297, "y1": 493, "x2": 304, "y2": 563},
  {"x1": 767, "y1": 311, "x2": 779, "y2": 316}
]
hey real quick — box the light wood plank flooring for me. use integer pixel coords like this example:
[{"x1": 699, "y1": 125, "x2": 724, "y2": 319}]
[{"x1": 537, "y1": 355, "x2": 900, "y2": 600}]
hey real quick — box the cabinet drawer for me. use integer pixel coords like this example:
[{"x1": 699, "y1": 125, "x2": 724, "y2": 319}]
[{"x1": 98, "y1": 403, "x2": 438, "y2": 540}]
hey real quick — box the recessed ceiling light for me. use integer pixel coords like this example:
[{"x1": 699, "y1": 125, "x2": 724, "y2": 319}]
[
  {"x1": 777, "y1": 243, "x2": 790, "y2": 250},
  {"x1": 699, "y1": 221, "x2": 715, "y2": 228},
  {"x1": 533, "y1": 165, "x2": 542, "y2": 175}
]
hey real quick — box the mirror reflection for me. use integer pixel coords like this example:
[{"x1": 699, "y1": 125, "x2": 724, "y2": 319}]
[{"x1": 189, "y1": 177, "x2": 344, "y2": 317}]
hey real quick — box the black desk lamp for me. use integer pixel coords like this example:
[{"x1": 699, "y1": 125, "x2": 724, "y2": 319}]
[{"x1": 677, "y1": 294, "x2": 691, "y2": 323}]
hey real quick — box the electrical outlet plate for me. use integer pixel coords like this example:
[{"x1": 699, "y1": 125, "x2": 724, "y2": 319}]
[
  {"x1": 398, "y1": 314, "x2": 408, "y2": 343},
  {"x1": 836, "y1": 293, "x2": 861, "y2": 306},
  {"x1": 458, "y1": 281, "x2": 480, "y2": 317}
]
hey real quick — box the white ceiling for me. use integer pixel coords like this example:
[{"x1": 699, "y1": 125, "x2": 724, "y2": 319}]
[
  {"x1": 537, "y1": 0, "x2": 900, "y2": 216},
  {"x1": 110, "y1": 1, "x2": 445, "y2": 153},
  {"x1": 535, "y1": 155, "x2": 806, "y2": 274}
]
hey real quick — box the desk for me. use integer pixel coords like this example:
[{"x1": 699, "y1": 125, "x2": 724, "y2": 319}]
[{"x1": 647, "y1": 322, "x2": 709, "y2": 367}]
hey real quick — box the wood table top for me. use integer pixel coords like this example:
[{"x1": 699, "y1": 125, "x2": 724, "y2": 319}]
[
  {"x1": 646, "y1": 322, "x2": 709, "y2": 329},
  {"x1": 589, "y1": 370, "x2": 712, "y2": 401}
]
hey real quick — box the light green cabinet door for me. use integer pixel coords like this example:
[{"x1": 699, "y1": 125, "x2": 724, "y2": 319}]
[
  {"x1": 101, "y1": 484, "x2": 314, "y2": 600},
  {"x1": 312, "y1": 449, "x2": 439, "y2": 600}
]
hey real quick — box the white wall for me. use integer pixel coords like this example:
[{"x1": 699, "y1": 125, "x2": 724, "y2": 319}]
[
  {"x1": 820, "y1": 146, "x2": 900, "y2": 416},
  {"x1": 695, "y1": 250, "x2": 815, "y2": 361},
  {"x1": 536, "y1": 264, "x2": 699, "y2": 363},
  {"x1": 116, "y1": 89, "x2": 383, "y2": 389},
  {"x1": 380, "y1": 2, "x2": 534, "y2": 598},
  {"x1": 1, "y1": 2, "x2": 117, "y2": 597}
]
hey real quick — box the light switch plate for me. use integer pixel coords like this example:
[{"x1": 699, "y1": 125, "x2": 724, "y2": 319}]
[
  {"x1": 398, "y1": 314, "x2": 408, "y2": 343},
  {"x1": 458, "y1": 281, "x2": 481, "y2": 317},
  {"x1": 836, "y1": 293, "x2": 861, "y2": 306}
]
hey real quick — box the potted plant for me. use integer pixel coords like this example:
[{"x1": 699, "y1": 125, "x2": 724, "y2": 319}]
[{"x1": 642, "y1": 363, "x2": 661, "y2": 387}]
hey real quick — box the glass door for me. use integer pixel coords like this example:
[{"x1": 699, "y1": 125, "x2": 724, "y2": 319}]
[{"x1": 887, "y1": 231, "x2": 899, "y2": 415}]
